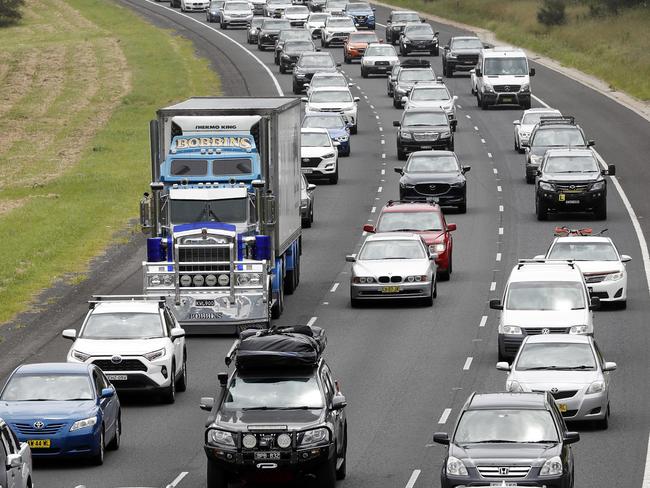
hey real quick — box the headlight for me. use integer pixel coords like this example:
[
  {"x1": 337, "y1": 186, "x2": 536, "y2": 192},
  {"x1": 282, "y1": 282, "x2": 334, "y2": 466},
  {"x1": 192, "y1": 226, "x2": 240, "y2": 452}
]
[
  {"x1": 237, "y1": 273, "x2": 261, "y2": 286},
  {"x1": 193, "y1": 274, "x2": 205, "y2": 287},
  {"x1": 72, "y1": 349, "x2": 91, "y2": 361},
  {"x1": 334, "y1": 135, "x2": 348, "y2": 142},
  {"x1": 483, "y1": 83, "x2": 494, "y2": 93},
  {"x1": 507, "y1": 380, "x2": 524, "y2": 392},
  {"x1": 298, "y1": 427, "x2": 330, "y2": 447},
  {"x1": 519, "y1": 83, "x2": 530, "y2": 92},
  {"x1": 539, "y1": 181, "x2": 554, "y2": 191},
  {"x1": 569, "y1": 325, "x2": 589, "y2": 334},
  {"x1": 353, "y1": 276, "x2": 376, "y2": 284},
  {"x1": 180, "y1": 274, "x2": 192, "y2": 287},
  {"x1": 323, "y1": 152, "x2": 336, "y2": 158},
  {"x1": 446, "y1": 456, "x2": 468, "y2": 476},
  {"x1": 242, "y1": 433, "x2": 257, "y2": 449},
  {"x1": 405, "y1": 275, "x2": 426, "y2": 282},
  {"x1": 144, "y1": 348, "x2": 166, "y2": 361},
  {"x1": 208, "y1": 429, "x2": 236, "y2": 448},
  {"x1": 362, "y1": 58, "x2": 372, "y2": 65},
  {"x1": 218, "y1": 273, "x2": 230, "y2": 286},
  {"x1": 277, "y1": 433, "x2": 292, "y2": 448},
  {"x1": 70, "y1": 416, "x2": 97, "y2": 432},
  {"x1": 501, "y1": 325, "x2": 522, "y2": 335},
  {"x1": 400, "y1": 131, "x2": 412, "y2": 139},
  {"x1": 540, "y1": 456, "x2": 563, "y2": 476},
  {"x1": 429, "y1": 243, "x2": 445, "y2": 253},
  {"x1": 604, "y1": 271, "x2": 624, "y2": 281},
  {"x1": 447, "y1": 52, "x2": 457, "y2": 58},
  {"x1": 586, "y1": 380, "x2": 605, "y2": 394},
  {"x1": 440, "y1": 131, "x2": 451, "y2": 137},
  {"x1": 590, "y1": 181, "x2": 606, "y2": 191}
]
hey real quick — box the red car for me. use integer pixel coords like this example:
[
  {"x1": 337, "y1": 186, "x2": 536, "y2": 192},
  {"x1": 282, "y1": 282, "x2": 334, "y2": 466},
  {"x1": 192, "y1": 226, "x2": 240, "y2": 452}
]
[{"x1": 363, "y1": 200, "x2": 456, "y2": 279}]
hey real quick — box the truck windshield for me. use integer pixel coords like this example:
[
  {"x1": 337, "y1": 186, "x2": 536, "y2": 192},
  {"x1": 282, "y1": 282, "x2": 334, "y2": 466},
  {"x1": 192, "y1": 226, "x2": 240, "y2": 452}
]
[
  {"x1": 171, "y1": 159, "x2": 208, "y2": 176},
  {"x1": 170, "y1": 198, "x2": 247, "y2": 224},
  {"x1": 212, "y1": 158, "x2": 253, "y2": 175}
]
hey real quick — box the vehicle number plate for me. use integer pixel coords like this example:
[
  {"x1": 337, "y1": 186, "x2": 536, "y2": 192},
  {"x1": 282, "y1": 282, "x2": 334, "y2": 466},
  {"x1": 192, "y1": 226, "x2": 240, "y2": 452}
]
[
  {"x1": 301, "y1": 168, "x2": 313, "y2": 174},
  {"x1": 188, "y1": 312, "x2": 223, "y2": 320},
  {"x1": 501, "y1": 97, "x2": 513, "y2": 103},
  {"x1": 195, "y1": 299, "x2": 215, "y2": 307},
  {"x1": 421, "y1": 146, "x2": 432, "y2": 150},
  {"x1": 28, "y1": 439, "x2": 50, "y2": 448},
  {"x1": 490, "y1": 483, "x2": 518, "y2": 487},
  {"x1": 558, "y1": 403, "x2": 568, "y2": 413},
  {"x1": 565, "y1": 200, "x2": 580, "y2": 204},
  {"x1": 254, "y1": 451, "x2": 281, "y2": 460},
  {"x1": 107, "y1": 374, "x2": 128, "y2": 381},
  {"x1": 381, "y1": 286, "x2": 400, "y2": 294}
]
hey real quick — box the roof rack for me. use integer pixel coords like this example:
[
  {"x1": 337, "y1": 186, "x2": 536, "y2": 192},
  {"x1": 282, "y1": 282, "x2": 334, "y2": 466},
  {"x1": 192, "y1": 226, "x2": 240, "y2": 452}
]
[
  {"x1": 89, "y1": 295, "x2": 166, "y2": 309},
  {"x1": 386, "y1": 198, "x2": 439, "y2": 206},
  {"x1": 537, "y1": 116, "x2": 576, "y2": 127},
  {"x1": 554, "y1": 226, "x2": 607, "y2": 237},
  {"x1": 516, "y1": 258, "x2": 575, "y2": 270}
]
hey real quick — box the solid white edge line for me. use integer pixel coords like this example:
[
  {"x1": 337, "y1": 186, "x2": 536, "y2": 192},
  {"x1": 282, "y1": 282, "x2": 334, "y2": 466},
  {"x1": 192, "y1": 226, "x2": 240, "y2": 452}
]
[
  {"x1": 168, "y1": 472, "x2": 189, "y2": 488},
  {"x1": 330, "y1": 282, "x2": 340, "y2": 293},
  {"x1": 479, "y1": 315, "x2": 488, "y2": 328},
  {"x1": 143, "y1": 0, "x2": 283, "y2": 96},
  {"x1": 307, "y1": 316, "x2": 318, "y2": 327},
  {"x1": 405, "y1": 469, "x2": 421, "y2": 488},
  {"x1": 438, "y1": 408, "x2": 452, "y2": 424},
  {"x1": 643, "y1": 432, "x2": 650, "y2": 488},
  {"x1": 488, "y1": 152, "x2": 493, "y2": 158},
  {"x1": 481, "y1": 138, "x2": 486, "y2": 144},
  {"x1": 462, "y1": 357, "x2": 473, "y2": 371}
]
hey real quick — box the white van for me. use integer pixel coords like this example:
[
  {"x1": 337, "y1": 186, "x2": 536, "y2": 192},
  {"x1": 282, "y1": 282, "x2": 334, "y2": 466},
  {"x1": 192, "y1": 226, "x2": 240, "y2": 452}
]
[
  {"x1": 471, "y1": 47, "x2": 535, "y2": 110},
  {"x1": 490, "y1": 259, "x2": 598, "y2": 361}
]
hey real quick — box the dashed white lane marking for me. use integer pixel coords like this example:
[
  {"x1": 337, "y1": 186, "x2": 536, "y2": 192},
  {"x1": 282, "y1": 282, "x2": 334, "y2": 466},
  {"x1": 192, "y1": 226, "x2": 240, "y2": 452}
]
[
  {"x1": 642, "y1": 432, "x2": 650, "y2": 488},
  {"x1": 474, "y1": 125, "x2": 479, "y2": 130},
  {"x1": 381, "y1": 153, "x2": 386, "y2": 159},
  {"x1": 378, "y1": 186, "x2": 383, "y2": 193},
  {"x1": 330, "y1": 282, "x2": 339, "y2": 293},
  {"x1": 497, "y1": 185, "x2": 502, "y2": 192},
  {"x1": 379, "y1": 127, "x2": 383, "y2": 131},
  {"x1": 488, "y1": 152, "x2": 493, "y2": 158},
  {"x1": 499, "y1": 205, "x2": 504, "y2": 212},
  {"x1": 466, "y1": 114, "x2": 471, "y2": 119},
  {"x1": 490, "y1": 281, "x2": 497, "y2": 291},
  {"x1": 493, "y1": 168, "x2": 498, "y2": 174},
  {"x1": 499, "y1": 227, "x2": 504, "y2": 235},
  {"x1": 496, "y1": 253, "x2": 502, "y2": 262},
  {"x1": 376, "y1": 115, "x2": 380, "y2": 119},
  {"x1": 168, "y1": 472, "x2": 189, "y2": 487},
  {"x1": 463, "y1": 357, "x2": 473, "y2": 371},
  {"x1": 323, "y1": 301, "x2": 329, "y2": 305},
  {"x1": 307, "y1": 316, "x2": 318, "y2": 327},
  {"x1": 438, "y1": 408, "x2": 452, "y2": 424},
  {"x1": 405, "y1": 469, "x2": 421, "y2": 488},
  {"x1": 481, "y1": 138, "x2": 486, "y2": 144},
  {"x1": 370, "y1": 104, "x2": 375, "y2": 109},
  {"x1": 381, "y1": 169, "x2": 385, "y2": 175},
  {"x1": 479, "y1": 315, "x2": 488, "y2": 328},
  {"x1": 380, "y1": 179, "x2": 385, "y2": 182},
  {"x1": 371, "y1": 206, "x2": 376, "y2": 213},
  {"x1": 380, "y1": 139, "x2": 385, "y2": 144},
  {"x1": 457, "y1": 104, "x2": 462, "y2": 109}
]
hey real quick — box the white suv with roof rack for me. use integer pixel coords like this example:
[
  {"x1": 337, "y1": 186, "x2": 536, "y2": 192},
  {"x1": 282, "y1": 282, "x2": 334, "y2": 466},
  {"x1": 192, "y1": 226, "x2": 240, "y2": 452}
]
[
  {"x1": 490, "y1": 260, "x2": 598, "y2": 361},
  {"x1": 62, "y1": 295, "x2": 187, "y2": 404}
]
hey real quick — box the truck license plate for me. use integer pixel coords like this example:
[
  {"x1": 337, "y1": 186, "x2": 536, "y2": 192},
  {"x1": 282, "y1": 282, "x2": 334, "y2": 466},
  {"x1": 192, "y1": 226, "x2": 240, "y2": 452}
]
[
  {"x1": 381, "y1": 286, "x2": 400, "y2": 294},
  {"x1": 565, "y1": 200, "x2": 579, "y2": 204},
  {"x1": 195, "y1": 299, "x2": 215, "y2": 307},
  {"x1": 107, "y1": 375, "x2": 128, "y2": 381},
  {"x1": 254, "y1": 451, "x2": 281, "y2": 460}
]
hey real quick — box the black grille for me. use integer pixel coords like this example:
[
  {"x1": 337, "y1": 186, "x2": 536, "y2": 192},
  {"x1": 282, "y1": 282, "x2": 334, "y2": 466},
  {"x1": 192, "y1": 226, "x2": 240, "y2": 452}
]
[
  {"x1": 375, "y1": 60, "x2": 389, "y2": 66},
  {"x1": 378, "y1": 276, "x2": 402, "y2": 283},
  {"x1": 534, "y1": 389, "x2": 579, "y2": 400},
  {"x1": 301, "y1": 157, "x2": 322, "y2": 168},
  {"x1": 179, "y1": 245, "x2": 230, "y2": 272},
  {"x1": 456, "y1": 54, "x2": 478, "y2": 63},
  {"x1": 93, "y1": 359, "x2": 147, "y2": 372},
  {"x1": 590, "y1": 291, "x2": 609, "y2": 299},
  {"x1": 415, "y1": 183, "x2": 450, "y2": 196},
  {"x1": 494, "y1": 85, "x2": 521, "y2": 93},
  {"x1": 13, "y1": 422, "x2": 65, "y2": 435},
  {"x1": 525, "y1": 327, "x2": 571, "y2": 335},
  {"x1": 556, "y1": 184, "x2": 589, "y2": 192}
]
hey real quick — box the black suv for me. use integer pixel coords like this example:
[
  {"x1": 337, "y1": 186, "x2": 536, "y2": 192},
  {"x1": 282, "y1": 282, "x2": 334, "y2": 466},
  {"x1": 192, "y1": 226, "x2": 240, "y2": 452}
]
[
  {"x1": 535, "y1": 148, "x2": 614, "y2": 221},
  {"x1": 525, "y1": 116, "x2": 594, "y2": 184},
  {"x1": 386, "y1": 58, "x2": 430, "y2": 97},
  {"x1": 433, "y1": 392, "x2": 579, "y2": 488},
  {"x1": 393, "y1": 66, "x2": 436, "y2": 108},
  {"x1": 394, "y1": 107, "x2": 454, "y2": 159},
  {"x1": 292, "y1": 52, "x2": 340, "y2": 93},
  {"x1": 399, "y1": 23, "x2": 439, "y2": 56},
  {"x1": 274, "y1": 28, "x2": 313, "y2": 64},
  {"x1": 280, "y1": 40, "x2": 317, "y2": 73},
  {"x1": 442, "y1": 36, "x2": 483, "y2": 77},
  {"x1": 395, "y1": 150, "x2": 469, "y2": 212},
  {"x1": 385, "y1": 10, "x2": 421, "y2": 44},
  {"x1": 200, "y1": 326, "x2": 348, "y2": 488},
  {"x1": 257, "y1": 19, "x2": 291, "y2": 51}
]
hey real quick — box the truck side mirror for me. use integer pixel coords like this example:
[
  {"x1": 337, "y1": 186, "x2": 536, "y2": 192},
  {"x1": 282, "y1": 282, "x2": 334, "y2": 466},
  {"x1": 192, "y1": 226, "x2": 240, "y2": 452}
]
[{"x1": 475, "y1": 68, "x2": 482, "y2": 77}]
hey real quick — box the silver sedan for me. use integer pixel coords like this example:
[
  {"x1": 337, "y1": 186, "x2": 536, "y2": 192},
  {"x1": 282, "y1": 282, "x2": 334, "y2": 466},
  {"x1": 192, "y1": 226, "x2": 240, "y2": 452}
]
[
  {"x1": 497, "y1": 334, "x2": 616, "y2": 429},
  {"x1": 346, "y1": 232, "x2": 437, "y2": 306}
]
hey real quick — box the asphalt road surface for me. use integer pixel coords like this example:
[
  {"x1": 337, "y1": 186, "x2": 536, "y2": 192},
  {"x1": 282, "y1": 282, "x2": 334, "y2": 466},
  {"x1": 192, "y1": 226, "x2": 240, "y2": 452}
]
[{"x1": 2, "y1": 1, "x2": 649, "y2": 487}]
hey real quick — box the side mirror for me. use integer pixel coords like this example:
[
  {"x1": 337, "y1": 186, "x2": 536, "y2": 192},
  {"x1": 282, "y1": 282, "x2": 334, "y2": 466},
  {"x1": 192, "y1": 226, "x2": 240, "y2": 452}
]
[
  {"x1": 533, "y1": 254, "x2": 545, "y2": 260},
  {"x1": 621, "y1": 254, "x2": 632, "y2": 263},
  {"x1": 333, "y1": 141, "x2": 340, "y2": 147},
  {"x1": 606, "y1": 164, "x2": 616, "y2": 176},
  {"x1": 432, "y1": 432, "x2": 449, "y2": 445},
  {"x1": 482, "y1": 42, "x2": 490, "y2": 48},
  {"x1": 6, "y1": 453, "x2": 22, "y2": 469},
  {"x1": 218, "y1": 372, "x2": 228, "y2": 387},
  {"x1": 475, "y1": 68, "x2": 482, "y2": 77},
  {"x1": 453, "y1": 95, "x2": 458, "y2": 100},
  {"x1": 307, "y1": 183, "x2": 317, "y2": 191},
  {"x1": 332, "y1": 394, "x2": 347, "y2": 410},
  {"x1": 587, "y1": 139, "x2": 595, "y2": 146},
  {"x1": 536, "y1": 169, "x2": 542, "y2": 176},
  {"x1": 345, "y1": 254, "x2": 356, "y2": 262},
  {"x1": 563, "y1": 431, "x2": 580, "y2": 444},
  {"x1": 171, "y1": 328, "x2": 186, "y2": 339},
  {"x1": 363, "y1": 224, "x2": 376, "y2": 233},
  {"x1": 401, "y1": 96, "x2": 407, "y2": 104},
  {"x1": 62, "y1": 329, "x2": 77, "y2": 340},
  {"x1": 353, "y1": 96, "x2": 360, "y2": 102},
  {"x1": 489, "y1": 299, "x2": 503, "y2": 310},
  {"x1": 496, "y1": 361, "x2": 511, "y2": 371},
  {"x1": 513, "y1": 120, "x2": 520, "y2": 125},
  {"x1": 529, "y1": 67, "x2": 536, "y2": 76},
  {"x1": 603, "y1": 361, "x2": 617, "y2": 372},
  {"x1": 100, "y1": 387, "x2": 115, "y2": 399},
  {"x1": 394, "y1": 167, "x2": 403, "y2": 175},
  {"x1": 462, "y1": 165, "x2": 471, "y2": 173},
  {"x1": 393, "y1": 120, "x2": 401, "y2": 127},
  {"x1": 199, "y1": 397, "x2": 215, "y2": 411},
  {"x1": 301, "y1": 97, "x2": 308, "y2": 102},
  {"x1": 336, "y1": 62, "x2": 342, "y2": 67},
  {"x1": 447, "y1": 223, "x2": 457, "y2": 232},
  {"x1": 590, "y1": 296, "x2": 601, "y2": 310}
]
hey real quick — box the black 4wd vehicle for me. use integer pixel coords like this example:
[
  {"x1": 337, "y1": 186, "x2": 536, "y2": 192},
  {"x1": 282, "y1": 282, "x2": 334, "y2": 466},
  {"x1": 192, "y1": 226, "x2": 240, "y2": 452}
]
[
  {"x1": 442, "y1": 36, "x2": 483, "y2": 77},
  {"x1": 394, "y1": 107, "x2": 454, "y2": 159},
  {"x1": 385, "y1": 10, "x2": 421, "y2": 44},
  {"x1": 200, "y1": 326, "x2": 348, "y2": 488}
]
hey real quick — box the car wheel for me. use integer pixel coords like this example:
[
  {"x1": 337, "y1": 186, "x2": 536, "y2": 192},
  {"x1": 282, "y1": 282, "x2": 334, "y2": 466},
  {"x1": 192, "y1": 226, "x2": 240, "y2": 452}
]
[
  {"x1": 106, "y1": 414, "x2": 121, "y2": 451},
  {"x1": 271, "y1": 274, "x2": 284, "y2": 319},
  {"x1": 350, "y1": 297, "x2": 361, "y2": 308},
  {"x1": 536, "y1": 196, "x2": 547, "y2": 221},
  {"x1": 316, "y1": 457, "x2": 337, "y2": 488},
  {"x1": 91, "y1": 428, "x2": 105, "y2": 465},
  {"x1": 274, "y1": 54, "x2": 279, "y2": 65},
  {"x1": 279, "y1": 64, "x2": 285, "y2": 74},
  {"x1": 292, "y1": 81, "x2": 301, "y2": 94},
  {"x1": 423, "y1": 283, "x2": 434, "y2": 306},
  {"x1": 617, "y1": 300, "x2": 627, "y2": 310},
  {"x1": 522, "y1": 100, "x2": 532, "y2": 110},
  {"x1": 433, "y1": 47, "x2": 439, "y2": 56},
  {"x1": 458, "y1": 199, "x2": 466, "y2": 214},
  {"x1": 526, "y1": 172, "x2": 535, "y2": 184},
  {"x1": 361, "y1": 66, "x2": 368, "y2": 78},
  {"x1": 336, "y1": 424, "x2": 347, "y2": 480},
  {"x1": 162, "y1": 362, "x2": 176, "y2": 404},
  {"x1": 258, "y1": 42, "x2": 263, "y2": 51},
  {"x1": 207, "y1": 459, "x2": 228, "y2": 488},
  {"x1": 220, "y1": 22, "x2": 227, "y2": 29},
  {"x1": 387, "y1": 84, "x2": 392, "y2": 96},
  {"x1": 448, "y1": 140, "x2": 454, "y2": 151},
  {"x1": 514, "y1": 138, "x2": 519, "y2": 152},
  {"x1": 595, "y1": 201, "x2": 607, "y2": 220},
  {"x1": 328, "y1": 164, "x2": 339, "y2": 184},
  {"x1": 596, "y1": 404, "x2": 610, "y2": 430},
  {"x1": 321, "y1": 38, "x2": 327, "y2": 47},
  {"x1": 480, "y1": 95, "x2": 488, "y2": 110},
  {"x1": 344, "y1": 54, "x2": 350, "y2": 64},
  {"x1": 176, "y1": 354, "x2": 188, "y2": 392},
  {"x1": 310, "y1": 206, "x2": 314, "y2": 224},
  {"x1": 350, "y1": 123, "x2": 357, "y2": 135},
  {"x1": 397, "y1": 146, "x2": 406, "y2": 161}
]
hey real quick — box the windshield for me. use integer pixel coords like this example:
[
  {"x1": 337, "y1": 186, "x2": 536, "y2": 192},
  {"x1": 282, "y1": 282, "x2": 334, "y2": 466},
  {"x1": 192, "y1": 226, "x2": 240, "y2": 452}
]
[
  {"x1": 548, "y1": 241, "x2": 618, "y2": 261},
  {"x1": 522, "y1": 111, "x2": 561, "y2": 125},
  {"x1": 484, "y1": 57, "x2": 528, "y2": 76},
  {"x1": 262, "y1": 20, "x2": 290, "y2": 29},
  {"x1": 223, "y1": 375, "x2": 324, "y2": 409},
  {"x1": 170, "y1": 159, "x2": 208, "y2": 176},
  {"x1": 302, "y1": 132, "x2": 331, "y2": 147},
  {"x1": 210, "y1": 0, "x2": 224, "y2": 6},
  {"x1": 544, "y1": 155, "x2": 598, "y2": 173},
  {"x1": 399, "y1": 70, "x2": 434, "y2": 82},
  {"x1": 310, "y1": 90, "x2": 352, "y2": 103},
  {"x1": 308, "y1": 13, "x2": 328, "y2": 21},
  {"x1": 327, "y1": 17, "x2": 354, "y2": 27},
  {"x1": 285, "y1": 41, "x2": 314, "y2": 53},
  {"x1": 170, "y1": 198, "x2": 247, "y2": 224},
  {"x1": 454, "y1": 410, "x2": 558, "y2": 444},
  {"x1": 349, "y1": 33, "x2": 378, "y2": 42},
  {"x1": 405, "y1": 24, "x2": 433, "y2": 35},
  {"x1": 451, "y1": 37, "x2": 482, "y2": 49},
  {"x1": 285, "y1": 6, "x2": 308, "y2": 13},
  {"x1": 359, "y1": 240, "x2": 426, "y2": 260},
  {"x1": 532, "y1": 128, "x2": 586, "y2": 147},
  {"x1": 251, "y1": 17, "x2": 263, "y2": 27},
  {"x1": 366, "y1": 45, "x2": 396, "y2": 56},
  {"x1": 303, "y1": 115, "x2": 346, "y2": 129},
  {"x1": 506, "y1": 281, "x2": 585, "y2": 311},
  {"x1": 82, "y1": 312, "x2": 163, "y2": 339},
  {"x1": 300, "y1": 54, "x2": 335, "y2": 67},
  {"x1": 2, "y1": 374, "x2": 94, "y2": 401},
  {"x1": 403, "y1": 111, "x2": 448, "y2": 126},
  {"x1": 311, "y1": 75, "x2": 347, "y2": 87},
  {"x1": 225, "y1": 2, "x2": 249, "y2": 10},
  {"x1": 516, "y1": 342, "x2": 597, "y2": 371},
  {"x1": 393, "y1": 12, "x2": 419, "y2": 22},
  {"x1": 378, "y1": 211, "x2": 443, "y2": 232},
  {"x1": 407, "y1": 155, "x2": 458, "y2": 173},
  {"x1": 411, "y1": 87, "x2": 449, "y2": 101}
]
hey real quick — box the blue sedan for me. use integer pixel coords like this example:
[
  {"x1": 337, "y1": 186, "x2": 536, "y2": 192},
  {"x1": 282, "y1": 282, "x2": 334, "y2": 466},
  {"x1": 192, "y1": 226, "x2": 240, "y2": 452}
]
[
  {"x1": 302, "y1": 113, "x2": 351, "y2": 157},
  {"x1": 0, "y1": 363, "x2": 121, "y2": 465}
]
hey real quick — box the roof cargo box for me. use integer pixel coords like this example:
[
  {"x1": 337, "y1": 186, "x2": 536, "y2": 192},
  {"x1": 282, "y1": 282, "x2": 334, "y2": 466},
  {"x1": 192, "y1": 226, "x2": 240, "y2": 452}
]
[{"x1": 231, "y1": 326, "x2": 327, "y2": 369}]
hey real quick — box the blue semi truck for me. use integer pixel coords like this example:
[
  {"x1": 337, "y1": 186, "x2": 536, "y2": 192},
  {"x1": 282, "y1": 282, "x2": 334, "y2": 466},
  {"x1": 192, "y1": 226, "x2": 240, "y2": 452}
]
[{"x1": 140, "y1": 97, "x2": 303, "y2": 334}]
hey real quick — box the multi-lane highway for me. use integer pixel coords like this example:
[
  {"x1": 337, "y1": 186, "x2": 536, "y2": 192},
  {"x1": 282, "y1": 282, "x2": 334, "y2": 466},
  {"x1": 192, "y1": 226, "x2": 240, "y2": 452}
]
[{"x1": 1, "y1": 1, "x2": 649, "y2": 486}]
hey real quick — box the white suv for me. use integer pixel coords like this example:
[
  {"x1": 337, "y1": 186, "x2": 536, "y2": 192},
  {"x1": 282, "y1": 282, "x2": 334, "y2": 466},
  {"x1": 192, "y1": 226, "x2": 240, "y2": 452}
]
[
  {"x1": 63, "y1": 296, "x2": 187, "y2": 404},
  {"x1": 303, "y1": 86, "x2": 359, "y2": 134},
  {"x1": 490, "y1": 260, "x2": 597, "y2": 361}
]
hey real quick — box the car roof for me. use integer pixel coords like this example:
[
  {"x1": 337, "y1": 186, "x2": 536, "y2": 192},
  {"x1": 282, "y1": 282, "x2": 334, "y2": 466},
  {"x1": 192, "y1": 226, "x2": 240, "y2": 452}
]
[
  {"x1": 90, "y1": 301, "x2": 162, "y2": 314},
  {"x1": 468, "y1": 392, "x2": 547, "y2": 410},
  {"x1": 408, "y1": 150, "x2": 456, "y2": 158},
  {"x1": 544, "y1": 148, "x2": 595, "y2": 158},
  {"x1": 553, "y1": 236, "x2": 612, "y2": 244},
  {"x1": 365, "y1": 232, "x2": 423, "y2": 241},
  {"x1": 15, "y1": 363, "x2": 92, "y2": 375},
  {"x1": 451, "y1": 35, "x2": 480, "y2": 40},
  {"x1": 509, "y1": 262, "x2": 584, "y2": 282},
  {"x1": 523, "y1": 334, "x2": 592, "y2": 345},
  {"x1": 524, "y1": 108, "x2": 561, "y2": 115},
  {"x1": 403, "y1": 107, "x2": 446, "y2": 114},
  {"x1": 311, "y1": 86, "x2": 351, "y2": 93},
  {"x1": 482, "y1": 47, "x2": 526, "y2": 58},
  {"x1": 392, "y1": 9, "x2": 418, "y2": 14},
  {"x1": 381, "y1": 201, "x2": 442, "y2": 214}
]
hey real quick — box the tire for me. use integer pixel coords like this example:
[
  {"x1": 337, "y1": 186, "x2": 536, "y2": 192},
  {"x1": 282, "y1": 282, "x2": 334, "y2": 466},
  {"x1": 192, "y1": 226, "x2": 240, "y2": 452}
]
[
  {"x1": 536, "y1": 196, "x2": 548, "y2": 221},
  {"x1": 284, "y1": 253, "x2": 297, "y2": 295},
  {"x1": 397, "y1": 146, "x2": 406, "y2": 161},
  {"x1": 293, "y1": 81, "x2": 302, "y2": 94},
  {"x1": 162, "y1": 362, "x2": 176, "y2": 404},
  {"x1": 328, "y1": 164, "x2": 339, "y2": 184},
  {"x1": 387, "y1": 82, "x2": 393, "y2": 97},
  {"x1": 316, "y1": 457, "x2": 337, "y2": 488},
  {"x1": 480, "y1": 95, "x2": 488, "y2": 110},
  {"x1": 433, "y1": 47, "x2": 439, "y2": 56},
  {"x1": 596, "y1": 404, "x2": 610, "y2": 430},
  {"x1": 176, "y1": 353, "x2": 188, "y2": 392},
  {"x1": 258, "y1": 43, "x2": 263, "y2": 51},
  {"x1": 310, "y1": 206, "x2": 314, "y2": 224},
  {"x1": 393, "y1": 97, "x2": 401, "y2": 109},
  {"x1": 207, "y1": 459, "x2": 228, "y2": 488},
  {"x1": 526, "y1": 172, "x2": 535, "y2": 184},
  {"x1": 279, "y1": 64, "x2": 285, "y2": 74},
  {"x1": 595, "y1": 200, "x2": 607, "y2": 220},
  {"x1": 274, "y1": 54, "x2": 279, "y2": 65},
  {"x1": 423, "y1": 284, "x2": 434, "y2": 306},
  {"x1": 350, "y1": 124, "x2": 357, "y2": 135},
  {"x1": 458, "y1": 200, "x2": 466, "y2": 214},
  {"x1": 91, "y1": 429, "x2": 105, "y2": 465},
  {"x1": 336, "y1": 424, "x2": 348, "y2": 480},
  {"x1": 361, "y1": 66, "x2": 368, "y2": 78},
  {"x1": 448, "y1": 140, "x2": 454, "y2": 151},
  {"x1": 498, "y1": 350, "x2": 507, "y2": 363},
  {"x1": 221, "y1": 22, "x2": 227, "y2": 29},
  {"x1": 344, "y1": 54, "x2": 350, "y2": 64},
  {"x1": 106, "y1": 414, "x2": 121, "y2": 451},
  {"x1": 350, "y1": 298, "x2": 361, "y2": 308},
  {"x1": 432, "y1": 279, "x2": 437, "y2": 298},
  {"x1": 271, "y1": 274, "x2": 284, "y2": 319},
  {"x1": 514, "y1": 138, "x2": 519, "y2": 152},
  {"x1": 617, "y1": 300, "x2": 627, "y2": 310},
  {"x1": 522, "y1": 100, "x2": 531, "y2": 109},
  {"x1": 321, "y1": 38, "x2": 327, "y2": 48}
]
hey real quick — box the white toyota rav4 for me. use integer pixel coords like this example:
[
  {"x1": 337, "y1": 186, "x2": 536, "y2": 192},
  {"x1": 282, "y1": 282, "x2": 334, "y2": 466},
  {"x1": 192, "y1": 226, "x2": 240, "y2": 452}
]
[{"x1": 63, "y1": 296, "x2": 187, "y2": 404}]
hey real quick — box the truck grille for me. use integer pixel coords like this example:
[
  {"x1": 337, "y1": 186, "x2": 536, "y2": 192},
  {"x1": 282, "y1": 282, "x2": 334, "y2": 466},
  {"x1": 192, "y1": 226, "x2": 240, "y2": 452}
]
[
  {"x1": 93, "y1": 359, "x2": 148, "y2": 372},
  {"x1": 13, "y1": 422, "x2": 65, "y2": 435},
  {"x1": 478, "y1": 466, "x2": 531, "y2": 478},
  {"x1": 179, "y1": 246, "x2": 231, "y2": 272},
  {"x1": 415, "y1": 183, "x2": 450, "y2": 196}
]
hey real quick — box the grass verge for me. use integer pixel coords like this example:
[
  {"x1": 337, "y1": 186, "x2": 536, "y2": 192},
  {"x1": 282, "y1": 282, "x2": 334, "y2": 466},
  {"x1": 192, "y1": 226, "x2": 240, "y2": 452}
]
[
  {"x1": 379, "y1": 0, "x2": 650, "y2": 101},
  {"x1": 0, "y1": 0, "x2": 220, "y2": 323}
]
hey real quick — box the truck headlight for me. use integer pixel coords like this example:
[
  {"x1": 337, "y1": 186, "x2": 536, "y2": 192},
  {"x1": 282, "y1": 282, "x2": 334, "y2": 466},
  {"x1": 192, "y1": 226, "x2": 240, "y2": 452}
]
[
  {"x1": 208, "y1": 429, "x2": 236, "y2": 448},
  {"x1": 446, "y1": 456, "x2": 468, "y2": 476},
  {"x1": 400, "y1": 131, "x2": 412, "y2": 139},
  {"x1": 540, "y1": 456, "x2": 563, "y2": 476},
  {"x1": 586, "y1": 380, "x2": 605, "y2": 394},
  {"x1": 218, "y1": 274, "x2": 230, "y2": 286},
  {"x1": 180, "y1": 274, "x2": 192, "y2": 287},
  {"x1": 539, "y1": 181, "x2": 554, "y2": 191},
  {"x1": 569, "y1": 325, "x2": 589, "y2": 334},
  {"x1": 144, "y1": 348, "x2": 166, "y2": 361},
  {"x1": 72, "y1": 349, "x2": 91, "y2": 361},
  {"x1": 193, "y1": 274, "x2": 205, "y2": 287},
  {"x1": 501, "y1": 325, "x2": 522, "y2": 335},
  {"x1": 70, "y1": 416, "x2": 97, "y2": 432},
  {"x1": 298, "y1": 427, "x2": 330, "y2": 447}
]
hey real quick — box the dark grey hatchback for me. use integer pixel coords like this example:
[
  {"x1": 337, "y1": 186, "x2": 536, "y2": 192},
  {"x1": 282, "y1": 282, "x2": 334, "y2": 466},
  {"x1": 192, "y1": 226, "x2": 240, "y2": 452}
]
[{"x1": 433, "y1": 392, "x2": 579, "y2": 488}]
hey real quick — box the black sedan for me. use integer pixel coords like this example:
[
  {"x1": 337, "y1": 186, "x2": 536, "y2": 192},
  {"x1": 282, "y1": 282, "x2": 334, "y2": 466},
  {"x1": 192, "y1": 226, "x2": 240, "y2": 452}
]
[
  {"x1": 394, "y1": 107, "x2": 454, "y2": 159},
  {"x1": 395, "y1": 150, "x2": 469, "y2": 213}
]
